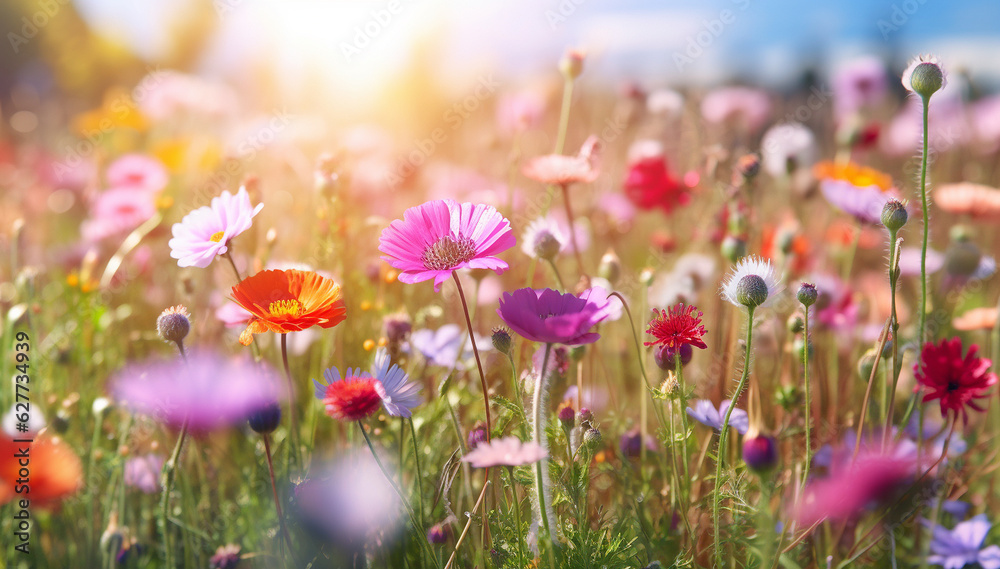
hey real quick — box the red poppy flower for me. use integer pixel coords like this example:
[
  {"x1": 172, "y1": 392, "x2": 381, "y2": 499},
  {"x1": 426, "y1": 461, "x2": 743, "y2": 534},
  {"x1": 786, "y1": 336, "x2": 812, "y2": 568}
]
[
  {"x1": 622, "y1": 156, "x2": 689, "y2": 214},
  {"x1": 0, "y1": 433, "x2": 82, "y2": 508},
  {"x1": 644, "y1": 303, "x2": 708, "y2": 350},
  {"x1": 913, "y1": 337, "x2": 997, "y2": 422},
  {"x1": 230, "y1": 269, "x2": 347, "y2": 346}
]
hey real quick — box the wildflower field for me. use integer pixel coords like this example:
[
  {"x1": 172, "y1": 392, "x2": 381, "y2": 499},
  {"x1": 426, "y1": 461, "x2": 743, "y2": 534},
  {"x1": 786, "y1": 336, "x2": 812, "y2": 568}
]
[{"x1": 3, "y1": 2, "x2": 1000, "y2": 568}]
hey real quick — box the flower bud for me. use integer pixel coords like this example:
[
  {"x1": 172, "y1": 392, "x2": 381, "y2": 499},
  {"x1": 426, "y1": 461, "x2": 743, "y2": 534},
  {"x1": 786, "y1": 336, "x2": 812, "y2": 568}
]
[
  {"x1": 857, "y1": 349, "x2": 878, "y2": 382},
  {"x1": 558, "y1": 403, "x2": 576, "y2": 431},
  {"x1": 742, "y1": 433, "x2": 778, "y2": 474},
  {"x1": 598, "y1": 249, "x2": 622, "y2": 285},
  {"x1": 655, "y1": 344, "x2": 693, "y2": 371},
  {"x1": 560, "y1": 49, "x2": 586, "y2": 80},
  {"x1": 787, "y1": 314, "x2": 804, "y2": 334},
  {"x1": 904, "y1": 58, "x2": 946, "y2": 98},
  {"x1": 427, "y1": 523, "x2": 449, "y2": 544},
  {"x1": 533, "y1": 231, "x2": 562, "y2": 261},
  {"x1": 944, "y1": 241, "x2": 982, "y2": 278},
  {"x1": 577, "y1": 407, "x2": 594, "y2": 426},
  {"x1": 721, "y1": 236, "x2": 747, "y2": 263},
  {"x1": 880, "y1": 200, "x2": 908, "y2": 231},
  {"x1": 736, "y1": 275, "x2": 769, "y2": 308},
  {"x1": 583, "y1": 427, "x2": 602, "y2": 451},
  {"x1": 491, "y1": 327, "x2": 513, "y2": 356},
  {"x1": 797, "y1": 282, "x2": 818, "y2": 307},
  {"x1": 156, "y1": 305, "x2": 190, "y2": 345},
  {"x1": 620, "y1": 428, "x2": 643, "y2": 458},
  {"x1": 248, "y1": 402, "x2": 282, "y2": 434},
  {"x1": 733, "y1": 153, "x2": 761, "y2": 183},
  {"x1": 467, "y1": 421, "x2": 488, "y2": 451}
]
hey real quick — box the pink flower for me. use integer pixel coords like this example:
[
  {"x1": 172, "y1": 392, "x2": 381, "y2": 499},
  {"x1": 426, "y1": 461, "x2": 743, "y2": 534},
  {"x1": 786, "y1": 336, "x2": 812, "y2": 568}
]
[
  {"x1": 378, "y1": 199, "x2": 515, "y2": 291},
  {"x1": 106, "y1": 154, "x2": 169, "y2": 194},
  {"x1": 81, "y1": 188, "x2": 157, "y2": 243},
  {"x1": 794, "y1": 450, "x2": 916, "y2": 525},
  {"x1": 522, "y1": 136, "x2": 601, "y2": 186},
  {"x1": 461, "y1": 437, "x2": 548, "y2": 468},
  {"x1": 700, "y1": 87, "x2": 772, "y2": 133},
  {"x1": 168, "y1": 186, "x2": 263, "y2": 268},
  {"x1": 832, "y1": 56, "x2": 888, "y2": 119},
  {"x1": 497, "y1": 287, "x2": 614, "y2": 346}
]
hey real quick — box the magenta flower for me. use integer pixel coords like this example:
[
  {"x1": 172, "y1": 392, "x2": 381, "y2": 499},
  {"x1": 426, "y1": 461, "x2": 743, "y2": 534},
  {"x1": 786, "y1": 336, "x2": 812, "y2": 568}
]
[
  {"x1": 462, "y1": 436, "x2": 548, "y2": 468},
  {"x1": 111, "y1": 351, "x2": 283, "y2": 431},
  {"x1": 497, "y1": 287, "x2": 614, "y2": 346},
  {"x1": 379, "y1": 199, "x2": 515, "y2": 291},
  {"x1": 794, "y1": 449, "x2": 915, "y2": 525},
  {"x1": 168, "y1": 186, "x2": 263, "y2": 268},
  {"x1": 106, "y1": 154, "x2": 169, "y2": 194}
]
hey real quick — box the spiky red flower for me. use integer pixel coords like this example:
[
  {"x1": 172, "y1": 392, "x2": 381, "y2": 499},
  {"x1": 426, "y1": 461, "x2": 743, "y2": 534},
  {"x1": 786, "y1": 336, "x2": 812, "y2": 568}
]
[
  {"x1": 644, "y1": 303, "x2": 708, "y2": 350},
  {"x1": 321, "y1": 375, "x2": 383, "y2": 421},
  {"x1": 913, "y1": 337, "x2": 997, "y2": 423}
]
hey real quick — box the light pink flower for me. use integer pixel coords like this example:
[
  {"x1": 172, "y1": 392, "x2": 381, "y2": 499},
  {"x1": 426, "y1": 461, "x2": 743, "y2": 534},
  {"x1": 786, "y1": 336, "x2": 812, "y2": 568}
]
[
  {"x1": 106, "y1": 154, "x2": 169, "y2": 194},
  {"x1": 461, "y1": 437, "x2": 548, "y2": 468},
  {"x1": 700, "y1": 87, "x2": 772, "y2": 133},
  {"x1": 81, "y1": 188, "x2": 157, "y2": 243},
  {"x1": 168, "y1": 186, "x2": 263, "y2": 268},
  {"x1": 522, "y1": 136, "x2": 601, "y2": 186},
  {"x1": 378, "y1": 199, "x2": 515, "y2": 291}
]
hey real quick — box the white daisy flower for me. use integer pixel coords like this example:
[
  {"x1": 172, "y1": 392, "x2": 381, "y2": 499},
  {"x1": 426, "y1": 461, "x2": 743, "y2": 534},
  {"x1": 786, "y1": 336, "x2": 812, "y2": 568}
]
[
  {"x1": 720, "y1": 256, "x2": 783, "y2": 309},
  {"x1": 520, "y1": 216, "x2": 567, "y2": 261}
]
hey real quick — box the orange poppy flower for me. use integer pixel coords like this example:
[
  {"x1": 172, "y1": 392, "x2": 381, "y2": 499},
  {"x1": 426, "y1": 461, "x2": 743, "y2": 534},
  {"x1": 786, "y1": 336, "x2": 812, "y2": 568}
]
[
  {"x1": 953, "y1": 307, "x2": 998, "y2": 331},
  {"x1": 935, "y1": 182, "x2": 1000, "y2": 218},
  {"x1": 231, "y1": 269, "x2": 347, "y2": 345},
  {"x1": 0, "y1": 432, "x2": 82, "y2": 508},
  {"x1": 813, "y1": 161, "x2": 893, "y2": 191}
]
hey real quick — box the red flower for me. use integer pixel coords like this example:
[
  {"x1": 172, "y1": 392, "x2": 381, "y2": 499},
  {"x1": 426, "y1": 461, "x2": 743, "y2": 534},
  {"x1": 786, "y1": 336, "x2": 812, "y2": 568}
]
[
  {"x1": 644, "y1": 303, "x2": 708, "y2": 350},
  {"x1": 622, "y1": 157, "x2": 689, "y2": 214},
  {"x1": 320, "y1": 374, "x2": 383, "y2": 421},
  {"x1": 913, "y1": 338, "x2": 997, "y2": 422}
]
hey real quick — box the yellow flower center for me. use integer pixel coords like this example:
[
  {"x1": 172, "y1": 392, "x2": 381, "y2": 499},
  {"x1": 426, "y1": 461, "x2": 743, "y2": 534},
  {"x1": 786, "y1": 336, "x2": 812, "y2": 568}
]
[
  {"x1": 268, "y1": 299, "x2": 303, "y2": 318},
  {"x1": 210, "y1": 231, "x2": 226, "y2": 243}
]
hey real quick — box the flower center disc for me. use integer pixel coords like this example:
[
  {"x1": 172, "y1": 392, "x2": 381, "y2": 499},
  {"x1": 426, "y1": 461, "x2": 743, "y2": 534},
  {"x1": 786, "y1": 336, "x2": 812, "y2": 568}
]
[
  {"x1": 422, "y1": 234, "x2": 476, "y2": 270},
  {"x1": 268, "y1": 299, "x2": 304, "y2": 318},
  {"x1": 210, "y1": 230, "x2": 226, "y2": 243}
]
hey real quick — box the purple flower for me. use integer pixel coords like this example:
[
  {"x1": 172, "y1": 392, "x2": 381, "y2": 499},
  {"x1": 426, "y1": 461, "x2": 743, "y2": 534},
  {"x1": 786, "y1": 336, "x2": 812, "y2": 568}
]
[
  {"x1": 832, "y1": 56, "x2": 888, "y2": 118},
  {"x1": 923, "y1": 514, "x2": 1000, "y2": 569},
  {"x1": 820, "y1": 178, "x2": 900, "y2": 225},
  {"x1": 409, "y1": 324, "x2": 490, "y2": 368},
  {"x1": 295, "y1": 454, "x2": 401, "y2": 545},
  {"x1": 461, "y1": 437, "x2": 548, "y2": 468},
  {"x1": 686, "y1": 399, "x2": 749, "y2": 435},
  {"x1": 371, "y1": 348, "x2": 422, "y2": 417},
  {"x1": 497, "y1": 287, "x2": 614, "y2": 346},
  {"x1": 81, "y1": 187, "x2": 157, "y2": 243},
  {"x1": 111, "y1": 351, "x2": 283, "y2": 431},
  {"x1": 168, "y1": 186, "x2": 264, "y2": 268},
  {"x1": 124, "y1": 453, "x2": 164, "y2": 494}
]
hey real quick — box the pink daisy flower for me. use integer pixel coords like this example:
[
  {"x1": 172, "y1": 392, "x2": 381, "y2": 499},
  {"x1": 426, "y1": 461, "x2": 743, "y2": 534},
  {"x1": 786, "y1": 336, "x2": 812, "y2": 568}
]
[
  {"x1": 168, "y1": 186, "x2": 263, "y2": 268},
  {"x1": 106, "y1": 154, "x2": 169, "y2": 194},
  {"x1": 461, "y1": 436, "x2": 548, "y2": 468},
  {"x1": 378, "y1": 199, "x2": 515, "y2": 291},
  {"x1": 497, "y1": 287, "x2": 614, "y2": 346}
]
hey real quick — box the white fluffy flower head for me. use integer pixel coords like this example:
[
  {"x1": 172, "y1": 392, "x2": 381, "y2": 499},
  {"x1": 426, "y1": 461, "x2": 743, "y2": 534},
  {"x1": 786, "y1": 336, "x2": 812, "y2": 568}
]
[{"x1": 720, "y1": 256, "x2": 783, "y2": 309}]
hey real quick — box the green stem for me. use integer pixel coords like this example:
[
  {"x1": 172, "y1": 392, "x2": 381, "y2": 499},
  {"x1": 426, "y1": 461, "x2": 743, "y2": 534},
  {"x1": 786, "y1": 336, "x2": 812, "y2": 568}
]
[
  {"x1": 714, "y1": 305, "x2": 755, "y2": 568},
  {"x1": 159, "y1": 420, "x2": 189, "y2": 569},
  {"x1": 409, "y1": 418, "x2": 427, "y2": 537},
  {"x1": 675, "y1": 357, "x2": 692, "y2": 509},
  {"x1": 555, "y1": 79, "x2": 574, "y2": 156},
  {"x1": 802, "y1": 303, "x2": 813, "y2": 490},
  {"x1": 280, "y1": 334, "x2": 301, "y2": 472},
  {"x1": 533, "y1": 343, "x2": 557, "y2": 568},
  {"x1": 508, "y1": 466, "x2": 527, "y2": 569},
  {"x1": 263, "y1": 434, "x2": 294, "y2": 565},
  {"x1": 917, "y1": 95, "x2": 931, "y2": 347},
  {"x1": 885, "y1": 230, "x2": 903, "y2": 446},
  {"x1": 545, "y1": 258, "x2": 567, "y2": 291}
]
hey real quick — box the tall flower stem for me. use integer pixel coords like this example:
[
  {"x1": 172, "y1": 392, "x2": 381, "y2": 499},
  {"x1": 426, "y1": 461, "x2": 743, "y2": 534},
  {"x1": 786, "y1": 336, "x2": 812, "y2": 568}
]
[
  {"x1": 280, "y1": 334, "x2": 301, "y2": 471},
  {"x1": 221, "y1": 249, "x2": 243, "y2": 282},
  {"x1": 533, "y1": 343, "x2": 557, "y2": 568},
  {"x1": 916, "y1": 94, "x2": 932, "y2": 480},
  {"x1": 263, "y1": 434, "x2": 294, "y2": 560},
  {"x1": 801, "y1": 303, "x2": 813, "y2": 489},
  {"x1": 560, "y1": 184, "x2": 587, "y2": 282},
  {"x1": 507, "y1": 466, "x2": 528, "y2": 568},
  {"x1": 159, "y1": 420, "x2": 189, "y2": 569},
  {"x1": 675, "y1": 357, "x2": 692, "y2": 506},
  {"x1": 714, "y1": 305, "x2": 756, "y2": 568},
  {"x1": 884, "y1": 232, "x2": 903, "y2": 445},
  {"x1": 409, "y1": 418, "x2": 427, "y2": 537},
  {"x1": 555, "y1": 79, "x2": 574, "y2": 156},
  {"x1": 545, "y1": 258, "x2": 567, "y2": 291}
]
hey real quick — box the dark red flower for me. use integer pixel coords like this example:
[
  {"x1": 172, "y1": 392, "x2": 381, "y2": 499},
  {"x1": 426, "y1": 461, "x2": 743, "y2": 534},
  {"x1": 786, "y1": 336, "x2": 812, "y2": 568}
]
[
  {"x1": 913, "y1": 337, "x2": 997, "y2": 422},
  {"x1": 320, "y1": 374, "x2": 383, "y2": 421},
  {"x1": 644, "y1": 303, "x2": 708, "y2": 350},
  {"x1": 622, "y1": 156, "x2": 689, "y2": 214}
]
